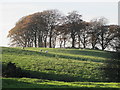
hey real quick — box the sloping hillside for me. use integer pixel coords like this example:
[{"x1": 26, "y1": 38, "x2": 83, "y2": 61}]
[{"x1": 2, "y1": 47, "x2": 119, "y2": 88}]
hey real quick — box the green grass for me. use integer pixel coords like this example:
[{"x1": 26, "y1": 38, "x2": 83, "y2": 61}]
[
  {"x1": 1, "y1": 47, "x2": 119, "y2": 88},
  {"x1": 2, "y1": 78, "x2": 120, "y2": 88}
]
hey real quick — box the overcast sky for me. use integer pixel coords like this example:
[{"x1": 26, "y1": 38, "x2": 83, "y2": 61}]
[{"x1": 0, "y1": 0, "x2": 119, "y2": 47}]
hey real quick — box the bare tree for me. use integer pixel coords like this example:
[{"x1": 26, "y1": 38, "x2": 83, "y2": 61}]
[
  {"x1": 41, "y1": 9, "x2": 63, "y2": 48},
  {"x1": 88, "y1": 19, "x2": 101, "y2": 49},
  {"x1": 67, "y1": 11, "x2": 82, "y2": 48},
  {"x1": 79, "y1": 22, "x2": 90, "y2": 48}
]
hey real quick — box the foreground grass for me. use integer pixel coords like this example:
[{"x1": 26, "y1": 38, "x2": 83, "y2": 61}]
[{"x1": 2, "y1": 78, "x2": 120, "y2": 88}]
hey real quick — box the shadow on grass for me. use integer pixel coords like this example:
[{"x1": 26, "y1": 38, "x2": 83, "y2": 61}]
[
  {"x1": 23, "y1": 69, "x2": 92, "y2": 82},
  {"x1": 2, "y1": 62, "x2": 103, "y2": 82},
  {"x1": 3, "y1": 47, "x2": 106, "y2": 63},
  {"x1": 65, "y1": 49, "x2": 110, "y2": 58}
]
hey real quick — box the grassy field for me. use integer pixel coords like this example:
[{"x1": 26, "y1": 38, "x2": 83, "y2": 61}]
[
  {"x1": 1, "y1": 47, "x2": 120, "y2": 88},
  {"x1": 2, "y1": 78, "x2": 120, "y2": 88}
]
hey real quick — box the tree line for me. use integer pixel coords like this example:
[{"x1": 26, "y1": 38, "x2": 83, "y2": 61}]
[{"x1": 8, "y1": 9, "x2": 120, "y2": 51}]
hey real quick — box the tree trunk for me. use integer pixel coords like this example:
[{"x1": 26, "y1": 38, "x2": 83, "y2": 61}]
[
  {"x1": 71, "y1": 34, "x2": 75, "y2": 48},
  {"x1": 49, "y1": 26, "x2": 54, "y2": 48},
  {"x1": 34, "y1": 32, "x2": 37, "y2": 47},
  {"x1": 78, "y1": 35, "x2": 80, "y2": 48},
  {"x1": 49, "y1": 35, "x2": 52, "y2": 48},
  {"x1": 92, "y1": 42, "x2": 95, "y2": 49},
  {"x1": 101, "y1": 33, "x2": 104, "y2": 50},
  {"x1": 38, "y1": 35, "x2": 43, "y2": 47},
  {"x1": 83, "y1": 43, "x2": 86, "y2": 48},
  {"x1": 59, "y1": 39, "x2": 63, "y2": 48},
  {"x1": 63, "y1": 38, "x2": 66, "y2": 48},
  {"x1": 52, "y1": 37, "x2": 56, "y2": 48},
  {"x1": 72, "y1": 38, "x2": 75, "y2": 48},
  {"x1": 44, "y1": 36, "x2": 47, "y2": 48},
  {"x1": 83, "y1": 34, "x2": 86, "y2": 48}
]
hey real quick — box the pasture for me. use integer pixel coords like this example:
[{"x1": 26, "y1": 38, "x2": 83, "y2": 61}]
[{"x1": 1, "y1": 47, "x2": 120, "y2": 88}]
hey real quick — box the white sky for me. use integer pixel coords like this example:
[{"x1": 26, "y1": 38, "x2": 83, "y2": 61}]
[{"x1": 0, "y1": 0, "x2": 119, "y2": 47}]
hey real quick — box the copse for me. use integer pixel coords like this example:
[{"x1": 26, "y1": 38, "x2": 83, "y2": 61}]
[
  {"x1": 8, "y1": 9, "x2": 120, "y2": 51},
  {"x1": 8, "y1": 9, "x2": 63, "y2": 48}
]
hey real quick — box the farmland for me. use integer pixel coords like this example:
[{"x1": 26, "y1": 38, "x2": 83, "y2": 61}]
[{"x1": 1, "y1": 47, "x2": 120, "y2": 88}]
